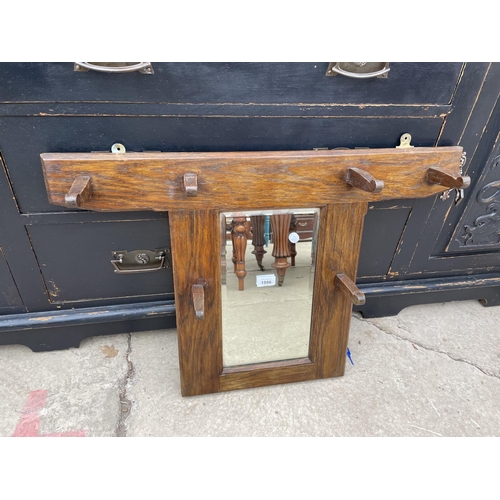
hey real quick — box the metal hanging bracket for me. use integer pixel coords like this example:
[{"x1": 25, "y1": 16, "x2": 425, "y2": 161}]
[
  {"x1": 111, "y1": 143, "x2": 126, "y2": 154},
  {"x1": 396, "y1": 133, "x2": 414, "y2": 149}
]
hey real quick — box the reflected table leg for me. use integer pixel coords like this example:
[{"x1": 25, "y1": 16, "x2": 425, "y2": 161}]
[
  {"x1": 250, "y1": 215, "x2": 267, "y2": 271},
  {"x1": 221, "y1": 215, "x2": 227, "y2": 285},
  {"x1": 270, "y1": 213, "x2": 292, "y2": 286},
  {"x1": 231, "y1": 217, "x2": 248, "y2": 291}
]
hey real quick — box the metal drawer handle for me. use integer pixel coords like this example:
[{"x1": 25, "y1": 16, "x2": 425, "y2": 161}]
[
  {"x1": 74, "y1": 62, "x2": 154, "y2": 74},
  {"x1": 326, "y1": 62, "x2": 390, "y2": 79},
  {"x1": 298, "y1": 222, "x2": 309, "y2": 227},
  {"x1": 111, "y1": 249, "x2": 169, "y2": 274}
]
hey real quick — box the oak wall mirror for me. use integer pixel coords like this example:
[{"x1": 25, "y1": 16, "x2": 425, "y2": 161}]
[{"x1": 40, "y1": 136, "x2": 468, "y2": 396}]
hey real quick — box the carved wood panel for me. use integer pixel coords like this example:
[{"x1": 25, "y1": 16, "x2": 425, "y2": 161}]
[{"x1": 448, "y1": 147, "x2": 500, "y2": 251}]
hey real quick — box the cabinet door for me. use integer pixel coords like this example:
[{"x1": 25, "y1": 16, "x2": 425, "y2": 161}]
[
  {"x1": 0, "y1": 248, "x2": 24, "y2": 312},
  {"x1": 387, "y1": 63, "x2": 500, "y2": 279},
  {"x1": 0, "y1": 62, "x2": 472, "y2": 317},
  {"x1": 25, "y1": 216, "x2": 173, "y2": 305},
  {"x1": 357, "y1": 202, "x2": 413, "y2": 280}
]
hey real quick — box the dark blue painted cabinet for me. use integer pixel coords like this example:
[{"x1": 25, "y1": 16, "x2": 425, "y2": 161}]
[{"x1": 0, "y1": 62, "x2": 498, "y2": 350}]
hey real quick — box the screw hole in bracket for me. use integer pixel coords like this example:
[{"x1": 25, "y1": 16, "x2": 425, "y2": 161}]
[{"x1": 111, "y1": 143, "x2": 126, "y2": 154}]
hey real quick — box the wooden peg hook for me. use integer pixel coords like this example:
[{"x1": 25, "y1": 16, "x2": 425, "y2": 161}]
[
  {"x1": 426, "y1": 167, "x2": 471, "y2": 189},
  {"x1": 65, "y1": 175, "x2": 92, "y2": 208},
  {"x1": 192, "y1": 283, "x2": 205, "y2": 319},
  {"x1": 335, "y1": 273, "x2": 366, "y2": 305},
  {"x1": 345, "y1": 168, "x2": 384, "y2": 193},
  {"x1": 184, "y1": 173, "x2": 198, "y2": 196}
]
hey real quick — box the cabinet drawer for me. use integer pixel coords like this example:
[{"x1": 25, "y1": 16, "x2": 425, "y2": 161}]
[
  {"x1": 0, "y1": 63, "x2": 462, "y2": 105},
  {"x1": 0, "y1": 247, "x2": 24, "y2": 311},
  {"x1": 25, "y1": 218, "x2": 173, "y2": 303},
  {"x1": 357, "y1": 204, "x2": 413, "y2": 279},
  {"x1": 295, "y1": 215, "x2": 316, "y2": 241}
]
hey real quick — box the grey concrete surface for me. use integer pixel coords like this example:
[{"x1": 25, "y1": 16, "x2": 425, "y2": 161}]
[
  {"x1": 0, "y1": 335, "x2": 129, "y2": 437},
  {"x1": 1, "y1": 300, "x2": 499, "y2": 437}
]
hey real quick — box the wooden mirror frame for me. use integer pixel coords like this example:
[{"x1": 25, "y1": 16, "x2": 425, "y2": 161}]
[{"x1": 40, "y1": 138, "x2": 467, "y2": 396}]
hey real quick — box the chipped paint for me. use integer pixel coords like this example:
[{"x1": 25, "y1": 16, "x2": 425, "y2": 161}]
[
  {"x1": 47, "y1": 280, "x2": 61, "y2": 299},
  {"x1": 29, "y1": 316, "x2": 57, "y2": 322}
]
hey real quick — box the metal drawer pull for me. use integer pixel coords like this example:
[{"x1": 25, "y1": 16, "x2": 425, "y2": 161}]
[
  {"x1": 298, "y1": 222, "x2": 309, "y2": 227},
  {"x1": 65, "y1": 175, "x2": 92, "y2": 208},
  {"x1": 74, "y1": 62, "x2": 154, "y2": 74},
  {"x1": 111, "y1": 249, "x2": 169, "y2": 274},
  {"x1": 326, "y1": 62, "x2": 390, "y2": 79}
]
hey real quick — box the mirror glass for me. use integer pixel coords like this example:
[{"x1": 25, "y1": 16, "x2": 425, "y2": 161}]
[{"x1": 220, "y1": 208, "x2": 320, "y2": 367}]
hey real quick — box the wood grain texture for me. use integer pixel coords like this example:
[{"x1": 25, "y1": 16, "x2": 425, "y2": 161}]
[
  {"x1": 310, "y1": 203, "x2": 368, "y2": 379},
  {"x1": 220, "y1": 359, "x2": 315, "y2": 392},
  {"x1": 41, "y1": 147, "x2": 463, "y2": 212},
  {"x1": 169, "y1": 210, "x2": 222, "y2": 396}
]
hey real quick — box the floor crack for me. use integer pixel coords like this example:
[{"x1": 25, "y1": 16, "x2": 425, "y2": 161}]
[
  {"x1": 363, "y1": 317, "x2": 500, "y2": 381},
  {"x1": 116, "y1": 333, "x2": 135, "y2": 437}
]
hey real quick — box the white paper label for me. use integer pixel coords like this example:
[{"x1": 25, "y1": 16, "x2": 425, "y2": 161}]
[
  {"x1": 288, "y1": 231, "x2": 300, "y2": 244},
  {"x1": 256, "y1": 274, "x2": 276, "y2": 287}
]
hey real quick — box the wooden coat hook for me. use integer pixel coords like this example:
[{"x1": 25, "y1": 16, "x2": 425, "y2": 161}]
[
  {"x1": 192, "y1": 283, "x2": 205, "y2": 319},
  {"x1": 334, "y1": 273, "x2": 366, "y2": 305},
  {"x1": 345, "y1": 168, "x2": 384, "y2": 193},
  {"x1": 184, "y1": 173, "x2": 198, "y2": 196},
  {"x1": 65, "y1": 175, "x2": 92, "y2": 208},
  {"x1": 426, "y1": 167, "x2": 471, "y2": 189}
]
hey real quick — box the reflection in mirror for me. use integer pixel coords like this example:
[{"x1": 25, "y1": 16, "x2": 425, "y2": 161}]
[{"x1": 221, "y1": 208, "x2": 320, "y2": 367}]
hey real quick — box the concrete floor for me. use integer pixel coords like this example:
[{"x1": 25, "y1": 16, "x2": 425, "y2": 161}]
[
  {"x1": 1, "y1": 299, "x2": 499, "y2": 437},
  {"x1": 222, "y1": 240, "x2": 314, "y2": 366}
]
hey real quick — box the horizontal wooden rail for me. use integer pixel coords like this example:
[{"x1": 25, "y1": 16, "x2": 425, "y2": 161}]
[{"x1": 41, "y1": 147, "x2": 463, "y2": 211}]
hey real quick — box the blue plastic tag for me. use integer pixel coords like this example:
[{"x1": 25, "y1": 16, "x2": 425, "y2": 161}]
[{"x1": 347, "y1": 348, "x2": 354, "y2": 365}]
